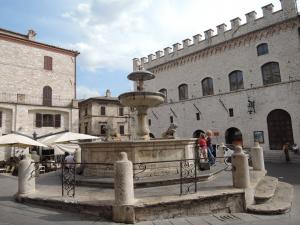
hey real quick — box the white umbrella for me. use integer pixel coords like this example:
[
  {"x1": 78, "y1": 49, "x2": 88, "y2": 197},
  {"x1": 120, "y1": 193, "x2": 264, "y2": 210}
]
[
  {"x1": 0, "y1": 133, "x2": 47, "y2": 148},
  {"x1": 39, "y1": 132, "x2": 100, "y2": 145}
]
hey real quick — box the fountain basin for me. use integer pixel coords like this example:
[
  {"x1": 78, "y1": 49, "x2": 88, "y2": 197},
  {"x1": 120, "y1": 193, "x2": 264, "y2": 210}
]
[{"x1": 119, "y1": 91, "x2": 165, "y2": 108}]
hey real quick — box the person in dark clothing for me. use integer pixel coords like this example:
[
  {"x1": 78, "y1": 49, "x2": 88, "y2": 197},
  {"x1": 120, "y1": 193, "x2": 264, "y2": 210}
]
[{"x1": 283, "y1": 142, "x2": 290, "y2": 162}]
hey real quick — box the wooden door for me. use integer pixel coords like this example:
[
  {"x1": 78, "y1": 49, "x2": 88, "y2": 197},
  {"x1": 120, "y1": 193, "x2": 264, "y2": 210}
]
[{"x1": 267, "y1": 109, "x2": 294, "y2": 150}]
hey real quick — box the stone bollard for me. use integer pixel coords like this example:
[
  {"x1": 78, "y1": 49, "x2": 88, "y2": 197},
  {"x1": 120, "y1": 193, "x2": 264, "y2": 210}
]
[
  {"x1": 113, "y1": 152, "x2": 135, "y2": 223},
  {"x1": 251, "y1": 142, "x2": 265, "y2": 171},
  {"x1": 217, "y1": 143, "x2": 225, "y2": 161},
  {"x1": 17, "y1": 154, "x2": 35, "y2": 196},
  {"x1": 232, "y1": 146, "x2": 250, "y2": 188}
]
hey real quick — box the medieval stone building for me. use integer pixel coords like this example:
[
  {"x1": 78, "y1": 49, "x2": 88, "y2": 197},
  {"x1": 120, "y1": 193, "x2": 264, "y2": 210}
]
[
  {"x1": 79, "y1": 90, "x2": 132, "y2": 141},
  {"x1": 0, "y1": 28, "x2": 79, "y2": 160},
  {"x1": 133, "y1": 0, "x2": 300, "y2": 151}
]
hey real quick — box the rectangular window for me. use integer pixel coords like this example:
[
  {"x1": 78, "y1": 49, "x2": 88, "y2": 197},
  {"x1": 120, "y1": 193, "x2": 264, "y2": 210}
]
[
  {"x1": 170, "y1": 116, "x2": 173, "y2": 123},
  {"x1": 36, "y1": 113, "x2": 42, "y2": 128},
  {"x1": 119, "y1": 107, "x2": 124, "y2": 116},
  {"x1": 35, "y1": 113, "x2": 60, "y2": 127},
  {"x1": 84, "y1": 108, "x2": 88, "y2": 116},
  {"x1": 43, "y1": 114, "x2": 54, "y2": 127},
  {"x1": 100, "y1": 123, "x2": 107, "y2": 135},
  {"x1": 100, "y1": 106, "x2": 106, "y2": 116},
  {"x1": 229, "y1": 108, "x2": 234, "y2": 117},
  {"x1": 119, "y1": 125, "x2": 125, "y2": 135},
  {"x1": 0, "y1": 111, "x2": 2, "y2": 127},
  {"x1": 44, "y1": 56, "x2": 53, "y2": 70},
  {"x1": 148, "y1": 119, "x2": 151, "y2": 126},
  {"x1": 196, "y1": 112, "x2": 200, "y2": 120}
]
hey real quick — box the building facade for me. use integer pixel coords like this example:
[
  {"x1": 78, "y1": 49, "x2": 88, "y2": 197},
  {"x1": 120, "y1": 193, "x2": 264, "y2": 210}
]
[
  {"x1": 133, "y1": 0, "x2": 300, "y2": 151},
  {"x1": 79, "y1": 90, "x2": 132, "y2": 141},
  {"x1": 0, "y1": 28, "x2": 79, "y2": 160}
]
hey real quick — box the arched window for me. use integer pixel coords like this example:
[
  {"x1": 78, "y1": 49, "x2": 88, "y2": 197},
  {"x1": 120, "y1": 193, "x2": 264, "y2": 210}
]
[
  {"x1": 257, "y1": 43, "x2": 269, "y2": 56},
  {"x1": 261, "y1": 62, "x2": 281, "y2": 86},
  {"x1": 229, "y1": 70, "x2": 244, "y2": 91},
  {"x1": 159, "y1": 88, "x2": 167, "y2": 102},
  {"x1": 202, "y1": 77, "x2": 214, "y2": 96},
  {"x1": 178, "y1": 84, "x2": 188, "y2": 100},
  {"x1": 43, "y1": 86, "x2": 52, "y2": 106}
]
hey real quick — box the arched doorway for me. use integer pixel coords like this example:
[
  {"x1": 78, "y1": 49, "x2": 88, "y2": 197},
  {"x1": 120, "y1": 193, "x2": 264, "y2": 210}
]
[
  {"x1": 267, "y1": 109, "x2": 294, "y2": 150},
  {"x1": 225, "y1": 127, "x2": 243, "y2": 146},
  {"x1": 193, "y1": 130, "x2": 205, "y2": 138}
]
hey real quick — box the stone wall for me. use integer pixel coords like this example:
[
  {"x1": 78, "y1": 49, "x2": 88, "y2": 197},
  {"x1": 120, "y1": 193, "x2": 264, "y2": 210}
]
[
  {"x1": 0, "y1": 39, "x2": 76, "y2": 100},
  {"x1": 80, "y1": 139, "x2": 196, "y2": 177}
]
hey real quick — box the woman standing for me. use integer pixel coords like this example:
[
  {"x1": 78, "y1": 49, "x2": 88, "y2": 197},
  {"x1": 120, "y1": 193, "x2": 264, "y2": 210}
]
[
  {"x1": 198, "y1": 133, "x2": 208, "y2": 163},
  {"x1": 206, "y1": 130, "x2": 216, "y2": 165}
]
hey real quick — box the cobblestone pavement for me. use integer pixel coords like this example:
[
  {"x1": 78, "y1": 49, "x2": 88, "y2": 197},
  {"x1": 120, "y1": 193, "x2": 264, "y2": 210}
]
[{"x1": 0, "y1": 162, "x2": 299, "y2": 225}]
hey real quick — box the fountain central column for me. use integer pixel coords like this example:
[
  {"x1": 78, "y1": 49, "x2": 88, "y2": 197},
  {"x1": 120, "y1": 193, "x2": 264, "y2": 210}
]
[{"x1": 136, "y1": 106, "x2": 150, "y2": 140}]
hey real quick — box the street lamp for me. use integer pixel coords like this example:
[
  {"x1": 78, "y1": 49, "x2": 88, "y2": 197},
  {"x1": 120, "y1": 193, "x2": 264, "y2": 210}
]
[{"x1": 248, "y1": 97, "x2": 256, "y2": 114}]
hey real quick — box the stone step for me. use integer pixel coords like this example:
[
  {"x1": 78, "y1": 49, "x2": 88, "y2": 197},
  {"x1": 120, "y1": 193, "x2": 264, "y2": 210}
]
[
  {"x1": 264, "y1": 151, "x2": 300, "y2": 163},
  {"x1": 247, "y1": 181, "x2": 293, "y2": 215},
  {"x1": 254, "y1": 176, "x2": 278, "y2": 204}
]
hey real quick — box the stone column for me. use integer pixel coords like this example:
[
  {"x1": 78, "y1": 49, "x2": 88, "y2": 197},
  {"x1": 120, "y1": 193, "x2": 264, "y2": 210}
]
[
  {"x1": 251, "y1": 142, "x2": 265, "y2": 171},
  {"x1": 113, "y1": 152, "x2": 135, "y2": 223},
  {"x1": 17, "y1": 154, "x2": 35, "y2": 196},
  {"x1": 232, "y1": 146, "x2": 250, "y2": 188}
]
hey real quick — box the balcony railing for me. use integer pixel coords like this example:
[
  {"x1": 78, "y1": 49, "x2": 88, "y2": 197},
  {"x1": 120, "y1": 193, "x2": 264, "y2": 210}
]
[{"x1": 0, "y1": 92, "x2": 78, "y2": 108}]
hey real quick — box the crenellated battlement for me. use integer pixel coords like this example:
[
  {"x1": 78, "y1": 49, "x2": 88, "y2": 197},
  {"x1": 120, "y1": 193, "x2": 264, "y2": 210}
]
[{"x1": 133, "y1": 0, "x2": 298, "y2": 70}]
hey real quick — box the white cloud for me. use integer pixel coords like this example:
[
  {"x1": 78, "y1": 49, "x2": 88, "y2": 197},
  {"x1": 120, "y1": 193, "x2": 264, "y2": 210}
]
[
  {"x1": 64, "y1": 0, "x2": 285, "y2": 72},
  {"x1": 77, "y1": 85, "x2": 100, "y2": 99}
]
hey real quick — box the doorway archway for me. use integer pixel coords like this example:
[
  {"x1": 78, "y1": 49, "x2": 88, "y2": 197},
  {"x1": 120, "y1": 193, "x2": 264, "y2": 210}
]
[
  {"x1": 267, "y1": 109, "x2": 294, "y2": 150},
  {"x1": 193, "y1": 130, "x2": 205, "y2": 138},
  {"x1": 225, "y1": 127, "x2": 243, "y2": 146}
]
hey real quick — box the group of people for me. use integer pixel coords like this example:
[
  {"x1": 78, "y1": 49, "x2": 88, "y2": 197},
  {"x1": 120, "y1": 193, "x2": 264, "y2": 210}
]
[{"x1": 198, "y1": 130, "x2": 216, "y2": 166}]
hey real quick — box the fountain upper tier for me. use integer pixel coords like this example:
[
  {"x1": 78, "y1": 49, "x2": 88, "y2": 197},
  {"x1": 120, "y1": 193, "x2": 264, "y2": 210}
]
[
  {"x1": 127, "y1": 70, "x2": 155, "y2": 82},
  {"x1": 118, "y1": 69, "x2": 165, "y2": 140}
]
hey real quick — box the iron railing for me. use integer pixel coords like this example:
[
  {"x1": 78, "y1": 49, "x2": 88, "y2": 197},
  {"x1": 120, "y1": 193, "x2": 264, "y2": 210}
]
[
  {"x1": 61, "y1": 162, "x2": 114, "y2": 198},
  {"x1": 0, "y1": 92, "x2": 75, "y2": 107},
  {"x1": 133, "y1": 156, "x2": 229, "y2": 195}
]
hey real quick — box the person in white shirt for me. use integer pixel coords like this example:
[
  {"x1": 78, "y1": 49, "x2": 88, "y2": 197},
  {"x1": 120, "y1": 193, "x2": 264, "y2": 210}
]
[{"x1": 64, "y1": 152, "x2": 75, "y2": 170}]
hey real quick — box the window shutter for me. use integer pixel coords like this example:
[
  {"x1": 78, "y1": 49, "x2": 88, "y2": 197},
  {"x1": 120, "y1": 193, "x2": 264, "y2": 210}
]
[
  {"x1": 36, "y1": 113, "x2": 42, "y2": 127},
  {"x1": 54, "y1": 114, "x2": 61, "y2": 128},
  {"x1": 0, "y1": 111, "x2": 2, "y2": 127},
  {"x1": 44, "y1": 56, "x2": 53, "y2": 70}
]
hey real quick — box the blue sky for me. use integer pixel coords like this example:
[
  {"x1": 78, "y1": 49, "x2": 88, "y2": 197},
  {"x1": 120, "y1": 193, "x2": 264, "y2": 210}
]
[{"x1": 0, "y1": 0, "x2": 299, "y2": 99}]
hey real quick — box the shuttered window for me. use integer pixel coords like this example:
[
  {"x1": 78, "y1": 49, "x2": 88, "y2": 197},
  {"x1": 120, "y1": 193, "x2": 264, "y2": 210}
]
[
  {"x1": 35, "y1": 113, "x2": 61, "y2": 127},
  {"x1": 54, "y1": 114, "x2": 61, "y2": 128},
  {"x1": 36, "y1": 113, "x2": 42, "y2": 127},
  {"x1": 43, "y1": 86, "x2": 52, "y2": 106},
  {"x1": 0, "y1": 111, "x2": 2, "y2": 127},
  {"x1": 44, "y1": 56, "x2": 53, "y2": 70}
]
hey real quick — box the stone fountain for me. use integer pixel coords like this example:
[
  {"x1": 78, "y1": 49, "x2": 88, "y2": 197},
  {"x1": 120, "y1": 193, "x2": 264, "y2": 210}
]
[
  {"x1": 80, "y1": 69, "x2": 197, "y2": 178},
  {"x1": 118, "y1": 69, "x2": 165, "y2": 140}
]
